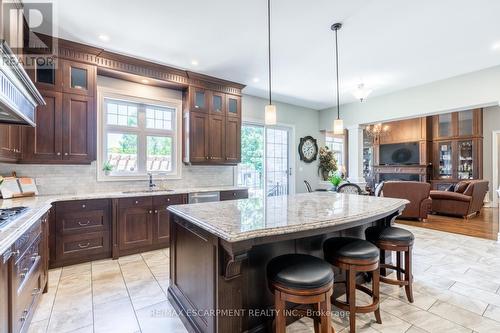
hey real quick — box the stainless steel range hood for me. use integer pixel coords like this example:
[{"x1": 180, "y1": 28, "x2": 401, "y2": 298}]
[{"x1": 0, "y1": 40, "x2": 45, "y2": 127}]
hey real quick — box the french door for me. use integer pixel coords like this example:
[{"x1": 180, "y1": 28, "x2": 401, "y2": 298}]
[{"x1": 237, "y1": 123, "x2": 292, "y2": 197}]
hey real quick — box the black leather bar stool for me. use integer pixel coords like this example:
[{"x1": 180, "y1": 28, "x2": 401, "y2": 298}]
[
  {"x1": 323, "y1": 237, "x2": 381, "y2": 333},
  {"x1": 365, "y1": 226, "x2": 415, "y2": 303},
  {"x1": 267, "y1": 254, "x2": 335, "y2": 333}
]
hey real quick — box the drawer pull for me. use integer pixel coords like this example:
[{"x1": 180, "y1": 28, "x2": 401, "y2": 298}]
[
  {"x1": 167, "y1": 198, "x2": 170, "y2": 202},
  {"x1": 135, "y1": 200, "x2": 139, "y2": 204},
  {"x1": 78, "y1": 221, "x2": 91, "y2": 226},
  {"x1": 20, "y1": 268, "x2": 28, "y2": 279},
  {"x1": 32, "y1": 288, "x2": 41, "y2": 296},
  {"x1": 82, "y1": 204, "x2": 86, "y2": 208},
  {"x1": 78, "y1": 242, "x2": 90, "y2": 249}
]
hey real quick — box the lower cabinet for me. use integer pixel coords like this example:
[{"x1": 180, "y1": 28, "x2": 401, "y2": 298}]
[
  {"x1": 116, "y1": 194, "x2": 187, "y2": 256},
  {"x1": 0, "y1": 250, "x2": 9, "y2": 333},
  {"x1": 1, "y1": 213, "x2": 49, "y2": 333},
  {"x1": 51, "y1": 199, "x2": 111, "y2": 268},
  {"x1": 220, "y1": 189, "x2": 249, "y2": 201}
]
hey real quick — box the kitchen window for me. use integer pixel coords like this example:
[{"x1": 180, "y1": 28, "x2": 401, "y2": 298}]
[
  {"x1": 325, "y1": 130, "x2": 348, "y2": 176},
  {"x1": 98, "y1": 92, "x2": 181, "y2": 180}
]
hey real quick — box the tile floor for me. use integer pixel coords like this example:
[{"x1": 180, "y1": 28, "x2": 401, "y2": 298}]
[{"x1": 28, "y1": 225, "x2": 500, "y2": 333}]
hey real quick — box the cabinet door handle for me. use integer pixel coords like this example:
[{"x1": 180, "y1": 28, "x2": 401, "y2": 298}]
[
  {"x1": 57, "y1": 152, "x2": 61, "y2": 156},
  {"x1": 135, "y1": 200, "x2": 139, "y2": 204},
  {"x1": 78, "y1": 242, "x2": 90, "y2": 249},
  {"x1": 82, "y1": 204, "x2": 86, "y2": 208},
  {"x1": 64, "y1": 152, "x2": 68, "y2": 156},
  {"x1": 32, "y1": 288, "x2": 41, "y2": 296},
  {"x1": 167, "y1": 198, "x2": 170, "y2": 202},
  {"x1": 205, "y1": 156, "x2": 209, "y2": 160},
  {"x1": 149, "y1": 210, "x2": 153, "y2": 214},
  {"x1": 78, "y1": 221, "x2": 91, "y2": 226},
  {"x1": 154, "y1": 210, "x2": 158, "y2": 214}
]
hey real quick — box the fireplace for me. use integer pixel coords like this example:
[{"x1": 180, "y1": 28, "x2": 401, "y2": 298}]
[{"x1": 374, "y1": 165, "x2": 432, "y2": 183}]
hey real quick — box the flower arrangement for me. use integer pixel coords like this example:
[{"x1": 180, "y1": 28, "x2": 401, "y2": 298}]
[{"x1": 318, "y1": 146, "x2": 338, "y2": 181}]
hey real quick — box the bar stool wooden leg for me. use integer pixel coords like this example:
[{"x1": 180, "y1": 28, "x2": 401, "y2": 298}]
[
  {"x1": 320, "y1": 294, "x2": 332, "y2": 333},
  {"x1": 396, "y1": 251, "x2": 402, "y2": 285},
  {"x1": 405, "y1": 246, "x2": 414, "y2": 303},
  {"x1": 372, "y1": 269, "x2": 382, "y2": 324},
  {"x1": 348, "y1": 269, "x2": 356, "y2": 333},
  {"x1": 274, "y1": 291, "x2": 286, "y2": 333}
]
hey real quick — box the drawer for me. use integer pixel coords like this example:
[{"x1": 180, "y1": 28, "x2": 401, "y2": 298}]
[
  {"x1": 14, "y1": 236, "x2": 41, "y2": 288},
  {"x1": 56, "y1": 199, "x2": 110, "y2": 212},
  {"x1": 219, "y1": 189, "x2": 248, "y2": 201},
  {"x1": 13, "y1": 221, "x2": 41, "y2": 262},
  {"x1": 56, "y1": 231, "x2": 110, "y2": 261},
  {"x1": 11, "y1": 256, "x2": 42, "y2": 333},
  {"x1": 152, "y1": 194, "x2": 186, "y2": 206},
  {"x1": 118, "y1": 196, "x2": 152, "y2": 209}
]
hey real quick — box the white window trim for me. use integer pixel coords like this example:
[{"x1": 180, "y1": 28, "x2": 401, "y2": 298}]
[{"x1": 97, "y1": 87, "x2": 183, "y2": 182}]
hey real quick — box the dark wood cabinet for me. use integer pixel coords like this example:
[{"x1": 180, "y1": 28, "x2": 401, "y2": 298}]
[
  {"x1": 51, "y1": 199, "x2": 111, "y2": 268},
  {"x1": 62, "y1": 94, "x2": 95, "y2": 163},
  {"x1": 0, "y1": 248, "x2": 9, "y2": 333},
  {"x1": 117, "y1": 197, "x2": 154, "y2": 252},
  {"x1": 208, "y1": 114, "x2": 225, "y2": 162},
  {"x1": 152, "y1": 194, "x2": 187, "y2": 246},
  {"x1": 226, "y1": 94, "x2": 241, "y2": 118},
  {"x1": 10, "y1": 214, "x2": 48, "y2": 333},
  {"x1": 0, "y1": 124, "x2": 22, "y2": 162},
  {"x1": 116, "y1": 194, "x2": 187, "y2": 256},
  {"x1": 225, "y1": 117, "x2": 241, "y2": 163},
  {"x1": 189, "y1": 87, "x2": 209, "y2": 113},
  {"x1": 22, "y1": 90, "x2": 63, "y2": 162},
  {"x1": 184, "y1": 89, "x2": 242, "y2": 165},
  {"x1": 432, "y1": 109, "x2": 482, "y2": 140},
  {"x1": 22, "y1": 90, "x2": 95, "y2": 164},
  {"x1": 188, "y1": 112, "x2": 209, "y2": 163}
]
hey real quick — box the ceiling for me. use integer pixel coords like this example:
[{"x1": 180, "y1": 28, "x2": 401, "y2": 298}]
[{"x1": 46, "y1": 0, "x2": 500, "y2": 110}]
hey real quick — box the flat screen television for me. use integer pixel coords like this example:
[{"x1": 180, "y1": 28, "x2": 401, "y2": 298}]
[{"x1": 379, "y1": 142, "x2": 420, "y2": 165}]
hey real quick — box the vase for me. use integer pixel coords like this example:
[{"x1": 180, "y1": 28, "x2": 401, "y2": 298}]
[{"x1": 321, "y1": 170, "x2": 329, "y2": 181}]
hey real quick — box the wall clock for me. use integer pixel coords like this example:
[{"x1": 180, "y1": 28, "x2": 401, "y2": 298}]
[{"x1": 298, "y1": 136, "x2": 318, "y2": 163}]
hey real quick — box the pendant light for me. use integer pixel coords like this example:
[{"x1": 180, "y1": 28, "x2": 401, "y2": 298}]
[
  {"x1": 264, "y1": 0, "x2": 277, "y2": 125},
  {"x1": 331, "y1": 22, "x2": 343, "y2": 135}
]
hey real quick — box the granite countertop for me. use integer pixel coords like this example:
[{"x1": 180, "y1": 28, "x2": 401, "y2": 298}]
[
  {"x1": 168, "y1": 192, "x2": 409, "y2": 243},
  {"x1": 0, "y1": 186, "x2": 247, "y2": 255}
]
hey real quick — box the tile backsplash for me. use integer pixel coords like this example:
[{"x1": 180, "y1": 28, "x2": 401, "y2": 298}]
[{"x1": 0, "y1": 162, "x2": 235, "y2": 195}]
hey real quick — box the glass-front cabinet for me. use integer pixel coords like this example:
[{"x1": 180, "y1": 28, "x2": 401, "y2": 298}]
[
  {"x1": 432, "y1": 109, "x2": 482, "y2": 188},
  {"x1": 438, "y1": 142, "x2": 453, "y2": 179}
]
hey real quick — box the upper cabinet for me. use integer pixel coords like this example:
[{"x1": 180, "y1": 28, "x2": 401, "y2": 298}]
[
  {"x1": 432, "y1": 109, "x2": 482, "y2": 140},
  {"x1": 62, "y1": 61, "x2": 96, "y2": 96},
  {"x1": 183, "y1": 86, "x2": 242, "y2": 165}
]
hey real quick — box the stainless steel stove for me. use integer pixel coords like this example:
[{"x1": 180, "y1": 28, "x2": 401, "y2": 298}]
[{"x1": 0, "y1": 206, "x2": 29, "y2": 230}]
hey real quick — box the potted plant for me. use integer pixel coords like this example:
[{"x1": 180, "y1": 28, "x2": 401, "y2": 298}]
[
  {"x1": 102, "y1": 162, "x2": 113, "y2": 176},
  {"x1": 318, "y1": 146, "x2": 338, "y2": 181},
  {"x1": 329, "y1": 172, "x2": 343, "y2": 191}
]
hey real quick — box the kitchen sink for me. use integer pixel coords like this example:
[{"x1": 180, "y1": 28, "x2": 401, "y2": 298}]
[{"x1": 122, "y1": 189, "x2": 175, "y2": 194}]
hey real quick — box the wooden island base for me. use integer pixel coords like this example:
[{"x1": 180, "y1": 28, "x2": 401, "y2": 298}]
[{"x1": 168, "y1": 210, "x2": 399, "y2": 333}]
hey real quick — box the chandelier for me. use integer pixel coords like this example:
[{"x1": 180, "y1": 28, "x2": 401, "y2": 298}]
[{"x1": 365, "y1": 123, "x2": 390, "y2": 138}]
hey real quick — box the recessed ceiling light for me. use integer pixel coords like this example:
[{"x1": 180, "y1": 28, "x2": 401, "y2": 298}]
[
  {"x1": 141, "y1": 79, "x2": 149, "y2": 84},
  {"x1": 98, "y1": 34, "x2": 110, "y2": 42},
  {"x1": 492, "y1": 42, "x2": 500, "y2": 50},
  {"x1": 191, "y1": 60, "x2": 199, "y2": 66},
  {"x1": 252, "y1": 77, "x2": 260, "y2": 83}
]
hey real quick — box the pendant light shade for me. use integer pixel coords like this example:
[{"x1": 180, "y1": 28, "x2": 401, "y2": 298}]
[
  {"x1": 265, "y1": 104, "x2": 277, "y2": 125},
  {"x1": 331, "y1": 22, "x2": 343, "y2": 134},
  {"x1": 264, "y1": 0, "x2": 276, "y2": 125},
  {"x1": 333, "y1": 119, "x2": 344, "y2": 135}
]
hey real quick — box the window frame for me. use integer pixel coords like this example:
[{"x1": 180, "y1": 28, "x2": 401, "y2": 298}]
[{"x1": 97, "y1": 88, "x2": 182, "y2": 182}]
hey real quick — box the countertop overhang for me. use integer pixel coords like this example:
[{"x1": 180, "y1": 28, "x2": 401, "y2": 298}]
[{"x1": 168, "y1": 192, "x2": 409, "y2": 243}]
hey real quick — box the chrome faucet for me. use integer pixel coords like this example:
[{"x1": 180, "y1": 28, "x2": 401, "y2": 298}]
[{"x1": 148, "y1": 173, "x2": 156, "y2": 191}]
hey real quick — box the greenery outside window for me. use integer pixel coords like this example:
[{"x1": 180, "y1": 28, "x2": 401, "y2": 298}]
[{"x1": 98, "y1": 93, "x2": 181, "y2": 180}]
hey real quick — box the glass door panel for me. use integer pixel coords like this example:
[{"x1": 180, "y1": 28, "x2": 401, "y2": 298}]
[
  {"x1": 438, "y1": 142, "x2": 453, "y2": 179},
  {"x1": 438, "y1": 113, "x2": 453, "y2": 138},
  {"x1": 266, "y1": 127, "x2": 290, "y2": 197},
  {"x1": 237, "y1": 124, "x2": 265, "y2": 198},
  {"x1": 457, "y1": 140, "x2": 473, "y2": 180},
  {"x1": 458, "y1": 110, "x2": 473, "y2": 136}
]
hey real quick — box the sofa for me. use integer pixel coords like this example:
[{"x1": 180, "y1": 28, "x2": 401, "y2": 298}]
[
  {"x1": 380, "y1": 181, "x2": 432, "y2": 220},
  {"x1": 430, "y1": 180, "x2": 489, "y2": 218}
]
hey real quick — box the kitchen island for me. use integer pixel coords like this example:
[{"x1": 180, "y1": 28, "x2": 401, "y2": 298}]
[{"x1": 167, "y1": 192, "x2": 408, "y2": 333}]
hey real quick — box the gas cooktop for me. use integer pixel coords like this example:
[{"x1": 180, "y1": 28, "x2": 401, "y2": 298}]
[{"x1": 0, "y1": 206, "x2": 29, "y2": 230}]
